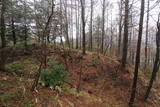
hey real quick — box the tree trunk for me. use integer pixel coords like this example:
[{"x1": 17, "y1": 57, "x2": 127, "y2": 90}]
[
  {"x1": 60, "y1": 0, "x2": 64, "y2": 46},
  {"x1": 80, "y1": 21, "x2": 82, "y2": 49},
  {"x1": 144, "y1": 13, "x2": 160, "y2": 101},
  {"x1": 144, "y1": 0, "x2": 150, "y2": 70},
  {"x1": 0, "y1": 0, "x2": 6, "y2": 71},
  {"x1": 101, "y1": 0, "x2": 106, "y2": 53},
  {"x1": 80, "y1": 0, "x2": 86, "y2": 55},
  {"x1": 31, "y1": 0, "x2": 55, "y2": 90},
  {"x1": 128, "y1": 0, "x2": 145, "y2": 106},
  {"x1": 110, "y1": 8, "x2": 113, "y2": 54},
  {"x1": 64, "y1": 0, "x2": 70, "y2": 48},
  {"x1": 118, "y1": 0, "x2": 123, "y2": 55},
  {"x1": 70, "y1": 0, "x2": 74, "y2": 48},
  {"x1": 89, "y1": 0, "x2": 93, "y2": 51},
  {"x1": 76, "y1": 0, "x2": 79, "y2": 49},
  {"x1": 24, "y1": 1, "x2": 28, "y2": 51},
  {"x1": 121, "y1": 0, "x2": 129, "y2": 68},
  {"x1": 11, "y1": 16, "x2": 16, "y2": 45}
]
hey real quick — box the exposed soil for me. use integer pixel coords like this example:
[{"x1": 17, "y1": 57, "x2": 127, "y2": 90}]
[{"x1": 0, "y1": 45, "x2": 160, "y2": 107}]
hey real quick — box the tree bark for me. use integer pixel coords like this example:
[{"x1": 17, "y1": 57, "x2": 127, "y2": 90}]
[
  {"x1": 128, "y1": 0, "x2": 145, "y2": 106},
  {"x1": 101, "y1": 0, "x2": 106, "y2": 53},
  {"x1": 80, "y1": 0, "x2": 86, "y2": 55},
  {"x1": 71, "y1": 0, "x2": 74, "y2": 48},
  {"x1": 144, "y1": 13, "x2": 160, "y2": 101},
  {"x1": 60, "y1": 0, "x2": 64, "y2": 46},
  {"x1": 31, "y1": 0, "x2": 55, "y2": 90},
  {"x1": 121, "y1": 0, "x2": 129, "y2": 68},
  {"x1": 11, "y1": 17, "x2": 16, "y2": 45},
  {"x1": 89, "y1": 0, "x2": 93, "y2": 51},
  {"x1": 0, "y1": 0, "x2": 7, "y2": 71},
  {"x1": 144, "y1": 0, "x2": 150, "y2": 70},
  {"x1": 110, "y1": 7, "x2": 113, "y2": 54},
  {"x1": 24, "y1": 1, "x2": 28, "y2": 50},
  {"x1": 64, "y1": 0, "x2": 70, "y2": 48},
  {"x1": 118, "y1": 0, "x2": 123, "y2": 55},
  {"x1": 76, "y1": 0, "x2": 79, "y2": 49}
]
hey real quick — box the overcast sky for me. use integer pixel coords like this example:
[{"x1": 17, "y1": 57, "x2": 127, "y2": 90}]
[{"x1": 28, "y1": 0, "x2": 160, "y2": 39}]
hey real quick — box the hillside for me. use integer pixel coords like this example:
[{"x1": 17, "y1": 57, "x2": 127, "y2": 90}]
[{"x1": 0, "y1": 45, "x2": 160, "y2": 107}]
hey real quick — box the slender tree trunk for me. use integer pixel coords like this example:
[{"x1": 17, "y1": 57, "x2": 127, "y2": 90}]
[
  {"x1": 144, "y1": 14, "x2": 160, "y2": 101},
  {"x1": 64, "y1": 0, "x2": 70, "y2": 48},
  {"x1": 97, "y1": 18, "x2": 100, "y2": 49},
  {"x1": 101, "y1": 0, "x2": 106, "y2": 53},
  {"x1": 11, "y1": 0, "x2": 16, "y2": 46},
  {"x1": 76, "y1": 0, "x2": 79, "y2": 49},
  {"x1": 0, "y1": 0, "x2": 6, "y2": 71},
  {"x1": 129, "y1": 11, "x2": 134, "y2": 63},
  {"x1": 71, "y1": 0, "x2": 74, "y2": 48},
  {"x1": 31, "y1": 0, "x2": 55, "y2": 91},
  {"x1": 121, "y1": 0, "x2": 129, "y2": 68},
  {"x1": 60, "y1": 0, "x2": 64, "y2": 46},
  {"x1": 24, "y1": 1, "x2": 28, "y2": 50},
  {"x1": 89, "y1": 0, "x2": 93, "y2": 51},
  {"x1": 80, "y1": 0, "x2": 86, "y2": 55},
  {"x1": 118, "y1": 0, "x2": 123, "y2": 55},
  {"x1": 11, "y1": 17, "x2": 16, "y2": 45},
  {"x1": 80, "y1": 21, "x2": 82, "y2": 49},
  {"x1": 110, "y1": 8, "x2": 113, "y2": 54},
  {"x1": 128, "y1": 0, "x2": 145, "y2": 106},
  {"x1": 144, "y1": 0, "x2": 150, "y2": 70}
]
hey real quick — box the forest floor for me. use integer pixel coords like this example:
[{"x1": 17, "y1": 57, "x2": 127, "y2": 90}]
[{"x1": 0, "y1": 45, "x2": 160, "y2": 107}]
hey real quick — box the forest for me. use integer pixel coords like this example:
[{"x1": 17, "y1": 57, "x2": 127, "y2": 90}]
[{"x1": 0, "y1": 0, "x2": 160, "y2": 107}]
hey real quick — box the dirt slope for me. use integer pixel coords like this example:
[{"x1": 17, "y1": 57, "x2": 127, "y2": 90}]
[{"x1": 0, "y1": 46, "x2": 160, "y2": 107}]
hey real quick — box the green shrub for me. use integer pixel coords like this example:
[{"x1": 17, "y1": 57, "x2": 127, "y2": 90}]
[{"x1": 40, "y1": 60, "x2": 69, "y2": 88}]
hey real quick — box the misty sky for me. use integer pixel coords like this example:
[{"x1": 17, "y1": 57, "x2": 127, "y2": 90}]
[{"x1": 28, "y1": 0, "x2": 160, "y2": 40}]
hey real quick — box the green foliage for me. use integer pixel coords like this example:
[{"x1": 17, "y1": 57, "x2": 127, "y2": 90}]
[{"x1": 40, "y1": 60, "x2": 69, "y2": 88}]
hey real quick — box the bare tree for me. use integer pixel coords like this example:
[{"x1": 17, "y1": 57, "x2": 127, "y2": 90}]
[
  {"x1": 71, "y1": 0, "x2": 74, "y2": 48},
  {"x1": 11, "y1": 0, "x2": 16, "y2": 45},
  {"x1": 144, "y1": 13, "x2": 160, "y2": 101},
  {"x1": 128, "y1": 0, "x2": 145, "y2": 106},
  {"x1": 89, "y1": 0, "x2": 94, "y2": 51},
  {"x1": 23, "y1": 0, "x2": 28, "y2": 51},
  {"x1": 0, "y1": 0, "x2": 7, "y2": 71},
  {"x1": 60, "y1": 0, "x2": 64, "y2": 46},
  {"x1": 101, "y1": 0, "x2": 106, "y2": 53},
  {"x1": 110, "y1": 4, "x2": 113, "y2": 54},
  {"x1": 144, "y1": 0, "x2": 150, "y2": 70},
  {"x1": 118, "y1": 0, "x2": 123, "y2": 55},
  {"x1": 31, "y1": 0, "x2": 55, "y2": 91},
  {"x1": 76, "y1": 0, "x2": 79, "y2": 49},
  {"x1": 80, "y1": 0, "x2": 86, "y2": 55},
  {"x1": 121, "y1": 0, "x2": 129, "y2": 68},
  {"x1": 64, "y1": 0, "x2": 71, "y2": 48}
]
